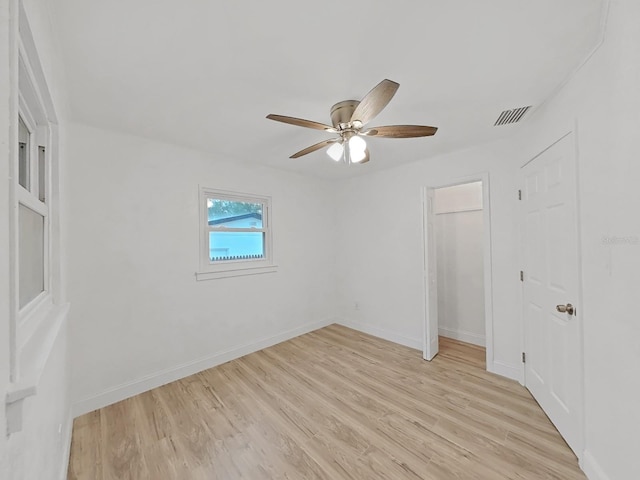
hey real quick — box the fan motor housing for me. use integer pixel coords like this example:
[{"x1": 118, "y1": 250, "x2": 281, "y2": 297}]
[{"x1": 330, "y1": 100, "x2": 360, "y2": 128}]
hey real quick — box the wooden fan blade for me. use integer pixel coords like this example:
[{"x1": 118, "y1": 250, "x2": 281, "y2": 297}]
[
  {"x1": 290, "y1": 138, "x2": 339, "y2": 159},
  {"x1": 350, "y1": 79, "x2": 399, "y2": 125},
  {"x1": 362, "y1": 125, "x2": 438, "y2": 138},
  {"x1": 266, "y1": 114, "x2": 336, "y2": 132}
]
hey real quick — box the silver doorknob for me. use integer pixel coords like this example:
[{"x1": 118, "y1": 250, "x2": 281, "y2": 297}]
[{"x1": 556, "y1": 303, "x2": 575, "y2": 315}]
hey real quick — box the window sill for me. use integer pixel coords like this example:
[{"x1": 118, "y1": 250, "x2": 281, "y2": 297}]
[
  {"x1": 196, "y1": 264, "x2": 278, "y2": 281},
  {"x1": 8, "y1": 302, "x2": 69, "y2": 435}
]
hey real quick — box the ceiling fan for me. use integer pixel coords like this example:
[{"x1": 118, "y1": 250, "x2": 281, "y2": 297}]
[{"x1": 266, "y1": 79, "x2": 437, "y2": 165}]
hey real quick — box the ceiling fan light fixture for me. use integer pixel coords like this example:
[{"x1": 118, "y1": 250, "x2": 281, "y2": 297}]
[
  {"x1": 347, "y1": 135, "x2": 367, "y2": 163},
  {"x1": 266, "y1": 79, "x2": 438, "y2": 165},
  {"x1": 327, "y1": 141, "x2": 344, "y2": 161},
  {"x1": 348, "y1": 135, "x2": 366, "y2": 152},
  {"x1": 350, "y1": 149, "x2": 367, "y2": 163}
]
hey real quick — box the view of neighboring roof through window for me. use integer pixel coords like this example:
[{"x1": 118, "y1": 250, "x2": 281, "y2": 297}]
[{"x1": 207, "y1": 198, "x2": 264, "y2": 262}]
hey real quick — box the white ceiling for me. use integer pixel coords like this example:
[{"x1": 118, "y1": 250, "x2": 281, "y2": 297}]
[{"x1": 50, "y1": 0, "x2": 604, "y2": 179}]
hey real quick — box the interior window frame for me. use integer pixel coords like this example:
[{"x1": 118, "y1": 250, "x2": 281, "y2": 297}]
[
  {"x1": 16, "y1": 94, "x2": 51, "y2": 324},
  {"x1": 196, "y1": 187, "x2": 277, "y2": 281}
]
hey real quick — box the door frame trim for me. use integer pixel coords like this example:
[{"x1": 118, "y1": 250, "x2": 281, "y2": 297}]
[
  {"x1": 517, "y1": 127, "x2": 586, "y2": 460},
  {"x1": 422, "y1": 172, "x2": 495, "y2": 372}
]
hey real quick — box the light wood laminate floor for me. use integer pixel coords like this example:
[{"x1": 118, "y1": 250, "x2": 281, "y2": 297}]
[{"x1": 68, "y1": 325, "x2": 585, "y2": 479}]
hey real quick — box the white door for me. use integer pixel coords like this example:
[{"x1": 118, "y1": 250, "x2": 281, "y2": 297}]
[
  {"x1": 521, "y1": 133, "x2": 583, "y2": 456},
  {"x1": 423, "y1": 188, "x2": 439, "y2": 361}
]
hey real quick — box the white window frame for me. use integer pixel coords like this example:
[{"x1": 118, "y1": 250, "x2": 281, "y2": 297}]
[
  {"x1": 196, "y1": 187, "x2": 277, "y2": 280},
  {"x1": 17, "y1": 94, "x2": 51, "y2": 323},
  {"x1": 5, "y1": 3, "x2": 68, "y2": 433},
  {"x1": 14, "y1": 40, "x2": 57, "y2": 346}
]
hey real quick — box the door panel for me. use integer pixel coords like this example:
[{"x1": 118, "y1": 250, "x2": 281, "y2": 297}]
[
  {"x1": 550, "y1": 315, "x2": 569, "y2": 409},
  {"x1": 528, "y1": 303, "x2": 545, "y2": 384},
  {"x1": 526, "y1": 211, "x2": 543, "y2": 283},
  {"x1": 521, "y1": 134, "x2": 583, "y2": 456}
]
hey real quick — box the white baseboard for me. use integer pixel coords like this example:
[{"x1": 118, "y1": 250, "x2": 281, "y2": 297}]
[
  {"x1": 72, "y1": 317, "x2": 337, "y2": 417},
  {"x1": 581, "y1": 451, "x2": 611, "y2": 480},
  {"x1": 487, "y1": 359, "x2": 521, "y2": 382},
  {"x1": 340, "y1": 320, "x2": 521, "y2": 383},
  {"x1": 337, "y1": 319, "x2": 422, "y2": 350},
  {"x1": 438, "y1": 327, "x2": 485, "y2": 347},
  {"x1": 58, "y1": 413, "x2": 73, "y2": 480}
]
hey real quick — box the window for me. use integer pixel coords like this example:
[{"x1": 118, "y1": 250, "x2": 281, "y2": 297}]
[
  {"x1": 197, "y1": 188, "x2": 276, "y2": 280},
  {"x1": 16, "y1": 104, "x2": 50, "y2": 317},
  {"x1": 18, "y1": 204, "x2": 45, "y2": 308},
  {"x1": 6, "y1": 3, "x2": 66, "y2": 434},
  {"x1": 18, "y1": 116, "x2": 30, "y2": 189}
]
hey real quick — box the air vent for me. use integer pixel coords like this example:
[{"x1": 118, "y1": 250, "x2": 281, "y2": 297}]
[{"x1": 494, "y1": 106, "x2": 531, "y2": 126}]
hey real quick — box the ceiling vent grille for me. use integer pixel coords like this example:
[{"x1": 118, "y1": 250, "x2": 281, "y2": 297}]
[{"x1": 494, "y1": 106, "x2": 531, "y2": 126}]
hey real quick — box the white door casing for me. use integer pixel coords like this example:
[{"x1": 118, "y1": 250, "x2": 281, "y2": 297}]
[
  {"x1": 521, "y1": 133, "x2": 584, "y2": 456},
  {"x1": 423, "y1": 188, "x2": 439, "y2": 360},
  {"x1": 423, "y1": 175, "x2": 494, "y2": 368}
]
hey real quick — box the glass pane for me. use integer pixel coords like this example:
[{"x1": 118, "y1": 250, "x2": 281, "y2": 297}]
[
  {"x1": 18, "y1": 117, "x2": 30, "y2": 190},
  {"x1": 38, "y1": 146, "x2": 46, "y2": 202},
  {"x1": 209, "y1": 231, "x2": 264, "y2": 262},
  {"x1": 19, "y1": 204, "x2": 45, "y2": 308},
  {"x1": 207, "y1": 198, "x2": 263, "y2": 228}
]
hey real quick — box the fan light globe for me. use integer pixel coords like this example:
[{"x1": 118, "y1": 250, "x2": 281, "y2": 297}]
[
  {"x1": 348, "y1": 136, "x2": 367, "y2": 163},
  {"x1": 327, "y1": 142, "x2": 344, "y2": 161},
  {"x1": 349, "y1": 135, "x2": 366, "y2": 152},
  {"x1": 351, "y1": 148, "x2": 367, "y2": 163}
]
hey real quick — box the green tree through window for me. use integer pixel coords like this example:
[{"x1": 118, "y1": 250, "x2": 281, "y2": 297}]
[{"x1": 208, "y1": 199, "x2": 262, "y2": 220}]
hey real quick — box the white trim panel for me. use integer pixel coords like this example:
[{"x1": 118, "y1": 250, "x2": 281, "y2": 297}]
[
  {"x1": 196, "y1": 264, "x2": 278, "y2": 281},
  {"x1": 58, "y1": 414, "x2": 73, "y2": 480},
  {"x1": 488, "y1": 360, "x2": 521, "y2": 382}
]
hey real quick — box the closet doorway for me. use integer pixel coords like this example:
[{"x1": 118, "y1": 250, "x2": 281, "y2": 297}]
[{"x1": 422, "y1": 175, "x2": 494, "y2": 370}]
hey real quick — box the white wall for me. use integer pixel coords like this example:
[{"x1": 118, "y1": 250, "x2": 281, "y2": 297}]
[
  {"x1": 334, "y1": 4, "x2": 640, "y2": 475},
  {"x1": 507, "y1": 2, "x2": 640, "y2": 478},
  {"x1": 66, "y1": 123, "x2": 339, "y2": 414},
  {"x1": 435, "y1": 182, "x2": 485, "y2": 346},
  {"x1": 335, "y1": 141, "x2": 520, "y2": 378},
  {"x1": 1, "y1": 1, "x2": 73, "y2": 479}
]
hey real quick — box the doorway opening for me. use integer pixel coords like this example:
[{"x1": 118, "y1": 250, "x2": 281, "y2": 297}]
[{"x1": 423, "y1": 175, "x2": 494, "y2": 371}]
